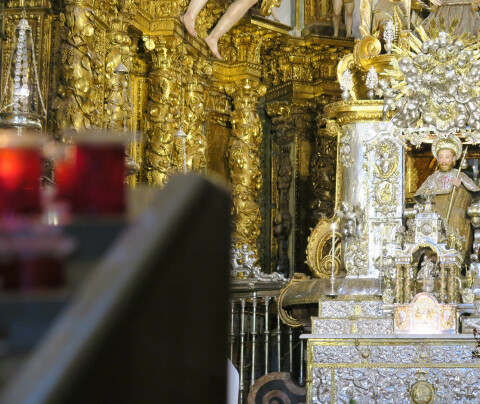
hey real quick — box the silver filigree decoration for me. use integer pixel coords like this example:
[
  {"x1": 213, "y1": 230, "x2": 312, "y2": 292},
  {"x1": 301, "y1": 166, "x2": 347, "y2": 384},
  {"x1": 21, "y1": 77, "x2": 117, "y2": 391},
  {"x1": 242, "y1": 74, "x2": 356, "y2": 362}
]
[
  {"x1": 371, "y1": 139, "x2": 400, "y2": 217},
  {"x1": 382, "y1": 30, "x2": 480, "y2": 136},
  {"x1": 313, "y1": 318, "x2": 393, "y2": 334},
  {"x1": 320, "y1": 300, "x2": 383, "y2": 318},
  {"x1": 230, "y1": 244, "x2": 288, "y2": 282},
  {"x1": 345, "y1": 237, "x2": 369, "y2": 276},
  {"x1": 313, "y1": 318, "x2": 349, "y2": 334},
  {"x1": 339, "y1": 124, "x2": 353, "y2": 167},
  {"x1": 310, "y1": 367, "x2": 480, "y2": 403},
  {"x1": 312, "y1": 343, "x2": 477, "y2": 365},
  {"x1": 340, "y1": 68, "x2": 353, "y2": 101},
  {"x1": 311, "y1": 369, "x2": 331, "y2": 404},
  {"x1": 384, "y1": 20, "x2": 395, "y2": 54}
]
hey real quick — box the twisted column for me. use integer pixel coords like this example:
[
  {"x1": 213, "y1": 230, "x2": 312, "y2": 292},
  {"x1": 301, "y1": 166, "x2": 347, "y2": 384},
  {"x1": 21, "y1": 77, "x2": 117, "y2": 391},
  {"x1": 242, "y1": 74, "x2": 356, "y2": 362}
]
[
  {"x1": 404, "y1": 264, "x2": 412, "y2": 303},
  {"x1": 447, "y1": 264, "x2": 458, "y2": 303},
  {"x1": 395, "y1": 264, "x2": 403, "y2": 303},
  {"x1": 181, "y1": 56, "x2": 211, "y2": 172},
  {"x1": 53, "y1": 1, "x2": 103, "y2": 131},
  {"x1": 143, "y1": 37, "x2": 181, "y2": 186},
  {"x1": 104, "y1": 11, "x2": 132, "y2": 131},
  {"x1": 266, "y1": 102, "x2": 293, "y2": 274},
  {"x1": 440, "y1": 264, "x2": 447, "y2": 303},
  {"x1": 226, "y1": 79, "x2": 266, "y2": 260}
]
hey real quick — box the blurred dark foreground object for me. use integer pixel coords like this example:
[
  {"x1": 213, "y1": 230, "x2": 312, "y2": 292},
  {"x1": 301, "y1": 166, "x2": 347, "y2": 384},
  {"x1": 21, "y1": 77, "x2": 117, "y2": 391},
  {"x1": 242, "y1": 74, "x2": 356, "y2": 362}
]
[{"x1": 0, "y1": 174, "x2": 231, "y2": 404}]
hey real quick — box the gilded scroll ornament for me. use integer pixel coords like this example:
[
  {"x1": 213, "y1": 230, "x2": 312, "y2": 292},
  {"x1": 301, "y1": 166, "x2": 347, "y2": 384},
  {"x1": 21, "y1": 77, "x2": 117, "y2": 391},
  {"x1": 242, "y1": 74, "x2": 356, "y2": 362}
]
[
  {"x1": 306, "y1": 217, "x2": 342, "y2": 279},
  {"x1": 225, "y1": 79, "x2": 266, "y2": 259},
  {"x1": 277, "y1": 273, "x2": 310, "y2": 327}
]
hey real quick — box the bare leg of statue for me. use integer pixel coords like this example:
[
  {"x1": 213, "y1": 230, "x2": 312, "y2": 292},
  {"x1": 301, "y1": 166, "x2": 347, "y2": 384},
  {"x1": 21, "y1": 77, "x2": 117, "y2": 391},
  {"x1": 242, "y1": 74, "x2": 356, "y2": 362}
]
[
  {"x1": 332, "y1": 0, "x2": 342, "y2": 37},
  {"x1": 345, "y1": 1, "x2": 354, "y2": 37},
  {"x1": 205, "y1": 0, "x2": 258, "y2": 59},
  {"x1": 180, "y1": 0, "x2": 209, "y2": 37},
  {"x1": 271, "y1": 7, "x2": 280, "y2": 22}
]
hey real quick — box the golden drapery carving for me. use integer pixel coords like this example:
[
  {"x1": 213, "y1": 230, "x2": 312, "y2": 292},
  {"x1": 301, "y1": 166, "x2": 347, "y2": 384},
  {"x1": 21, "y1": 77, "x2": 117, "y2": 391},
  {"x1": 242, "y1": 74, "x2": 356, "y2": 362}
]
[{"x1": 226, "y1": 79, "x2": 266, "y2": 260}]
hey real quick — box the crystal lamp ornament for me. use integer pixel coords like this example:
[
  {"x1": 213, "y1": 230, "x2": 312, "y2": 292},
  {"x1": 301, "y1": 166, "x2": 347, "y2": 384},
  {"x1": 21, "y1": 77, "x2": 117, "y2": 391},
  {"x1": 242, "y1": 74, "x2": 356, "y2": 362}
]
[
  {"x1": 384, "y1": 20, "x2": 395, "y2": 54},
  {"x1": 340, "y1": 69, "x2": 353, "y2": 101},
  {"x1": 174, "y1": 125, "x2": 187, "y2": 175},
  {"x1": 366, "y1": 67, "x2": 378, "y2": 100},
  {"x1": 0, "y1": 18, "x2": 46, "y2": 131}
]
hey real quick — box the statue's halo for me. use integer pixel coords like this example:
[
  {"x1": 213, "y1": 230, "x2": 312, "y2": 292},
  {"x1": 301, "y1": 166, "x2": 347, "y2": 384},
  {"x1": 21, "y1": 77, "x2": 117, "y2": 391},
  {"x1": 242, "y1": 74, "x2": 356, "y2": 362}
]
[{"x1": 432, "y1": 135, "x2": 463, "y2": 160}]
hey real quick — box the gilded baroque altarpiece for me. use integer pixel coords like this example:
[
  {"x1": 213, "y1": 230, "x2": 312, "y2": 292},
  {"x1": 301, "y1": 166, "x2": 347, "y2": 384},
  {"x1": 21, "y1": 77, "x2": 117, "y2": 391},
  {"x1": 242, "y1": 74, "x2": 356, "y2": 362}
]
[{"x1": 0, "y1": 0, "x2": 352, "y2": 271}]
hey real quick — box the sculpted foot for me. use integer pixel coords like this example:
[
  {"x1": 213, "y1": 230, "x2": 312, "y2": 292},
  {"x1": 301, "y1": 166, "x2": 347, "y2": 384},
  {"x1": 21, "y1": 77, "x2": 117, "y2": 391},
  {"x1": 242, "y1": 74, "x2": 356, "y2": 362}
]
[
  {"x1": 180, "y1": 14, "x2": 197, "y2": 37},
  {"x1": 205, "y1": 35, "x2": 222, "y2": 60}
]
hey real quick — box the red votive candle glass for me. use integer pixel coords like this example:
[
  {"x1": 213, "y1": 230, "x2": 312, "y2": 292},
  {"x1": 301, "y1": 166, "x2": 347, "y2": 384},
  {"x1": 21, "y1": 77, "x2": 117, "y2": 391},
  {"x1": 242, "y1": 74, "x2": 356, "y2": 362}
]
[
  {"x1": 55, "y1": 133, "x2": 126, "y2": 216},
  {"x1": 0, "y1": 133, "x2": 42, "y2": 216},
  {"x1": 0, "y1": 222, "x2": 74, "y2": 291}
]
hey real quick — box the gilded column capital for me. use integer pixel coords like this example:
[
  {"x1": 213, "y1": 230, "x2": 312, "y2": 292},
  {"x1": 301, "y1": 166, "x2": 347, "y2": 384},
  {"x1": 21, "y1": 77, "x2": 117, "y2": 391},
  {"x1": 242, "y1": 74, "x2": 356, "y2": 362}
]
[
  {"x1": 225, "y1": 79, "x2": 266, "y2": 102},
  {"x1": 202, "y1": 21, "x2": 266, "y2": 65},
  {"x1": 144, "y1": 36, "x2": 182, "y2": 69},
  {"x1": 324, "y1": 99, "x2": 384, "y2": 126},
  {"x1": 325, "y1": 120, "x2": 341, "y2": 138}
]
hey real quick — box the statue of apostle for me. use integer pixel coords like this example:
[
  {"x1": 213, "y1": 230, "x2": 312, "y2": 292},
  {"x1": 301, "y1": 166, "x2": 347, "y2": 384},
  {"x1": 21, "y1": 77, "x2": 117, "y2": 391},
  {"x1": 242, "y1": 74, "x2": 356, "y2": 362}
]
[
  {"x1": 415, "y1": 136, "x2": 480, "y2": 257},
  {"x1": 421, "y1": 0, "x2": 480, "y2": 39}
]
